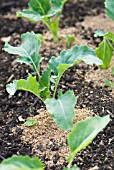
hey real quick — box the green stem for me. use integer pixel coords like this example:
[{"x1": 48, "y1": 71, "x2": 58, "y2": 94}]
[
  {"x1": 37, "y1": 69, "x2": 40, "y2": 78},
  {"x1": 53, "y1": 76, "x2": 61, "y2": 98},
  {"x1": 43, "y1": 18, "x2": 59, "y2": 43},
  {"x1": 67, "y1": 159, "x2": 73, "y2": 169}
]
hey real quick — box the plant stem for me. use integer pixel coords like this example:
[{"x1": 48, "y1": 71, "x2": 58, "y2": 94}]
[
  {"x1": 37, "y1": 70, "x2": 40, "y2": 78},
  {"x1": 67, "y1": 159, "x2": 73, "y2": 168},
  {"x1": 53, "y1": 76, "x2": 61, "y2": 98},
  {"x1": 43, "y1": 18, "x2": 59, "y2": 43}
]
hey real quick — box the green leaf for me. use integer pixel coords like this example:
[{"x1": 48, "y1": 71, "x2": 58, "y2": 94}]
[
  {"x1": 96, "y1": 38, "x2": 113, "y2": 68},
  {"x1": 29, "y1": 0, "x2": 51, "y2": 15},
  {"x1": 111, "y1": 67, "x2": 114, "y2": 76},
  {"x1": 104, "y1": 79, "x2": 114, "y2": 88},
  {"x1": 94, "y1": 30, "x2": 108, "y2": 37},
  {"x1": 65, "y1": 35, "x2": 75, "y2": 48},
  {"x1": 3, "y1": 32, "x2": 43, "y2": 75},
  {"x1": 49, "y1": 45, "x2": 102, "y2": 97},
  {"x1": 23, "y1": 120, "x2": 38, "y2": 127},
  {"x1": 36, "y1": 34, "x2": 45, "y2": 43},
  {"x1": 49, "y1": 45, "x2": 103, "y2": 76},
  {"x1": 0, "y1": 155, "x2": 43, "y2": 170},
  {"x1": 64, "y1": 167, "x2": 80, "y2": 170},
  {"x1": 104, "y1": 79, "x2": 112, "y2": 87},
  {"x1": 67, "y1": 115, "x2": 110, "y2": 164},
  {"x1": 17, "y1": 10, "x2": 44, "y2": 21},
  {"x1": 52, "y1": 0, "x2": 68, "y2": 8},
  {"x1": 95, "y1": 30, "x2": 114, "y2": 69},
  {"x1": 39, "y1": 68, "x2": 51, "y2": 99},
  {"x1": 105, "y1": 31, "x2": 114, "y2": 43},
  {"x1": 6, "y1": 74, "x2": 42, "y2": 99},
  {"x1": 105, "y1": 0, "x2": 114, "y2": 20},
  {"x1": 44, "y1": 91, "x2": 77, "y2": 131},
  {"x1": 94, "y1": 30, "x2": 114, "y2": 43}
]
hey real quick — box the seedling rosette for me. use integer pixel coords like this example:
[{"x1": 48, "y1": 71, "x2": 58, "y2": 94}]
[
  {"x1": 17, "y1": 0, "x2": 68, "y2": 43},
  {"x1": 94, "y1": 30, "x2": 114, "y2": 69},
  {"x1": 3, "y1": 31, "x2": 103, "y2": 131}
]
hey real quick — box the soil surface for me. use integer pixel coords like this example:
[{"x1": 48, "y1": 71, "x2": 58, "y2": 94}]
[{"x1": 0, "y1": 0, "x2": 114, "y2": 170}]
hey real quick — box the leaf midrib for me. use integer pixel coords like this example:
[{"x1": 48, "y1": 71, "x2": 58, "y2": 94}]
[
  {"x1": 36, "y1": 0, "x2": 46, "y2": 15},
  {"x1": 58, "y1": 99, "x2": 67, "y2": 124},
  {"x1": 20, "y1": 46, "x2": 38, "y2": 73}
]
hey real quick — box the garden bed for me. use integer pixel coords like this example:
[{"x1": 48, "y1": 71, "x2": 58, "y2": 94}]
[{"x1": 0, "y1": 0, "x2": 114, "y2": 169}]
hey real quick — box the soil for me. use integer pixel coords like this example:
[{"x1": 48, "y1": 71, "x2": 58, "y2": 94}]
[{"x1": 0, "y1": 0, "x2": 114, "y2": 170}]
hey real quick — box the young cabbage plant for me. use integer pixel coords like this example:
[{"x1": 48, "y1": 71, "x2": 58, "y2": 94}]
[
  {"x1": 94, "y1": 30, "x2": 114, "y2": 69},
  {"x1": 64, "y1": 35, "x2": 75, "y2": 48},
  {"x1": 0, "y1": 115, "x2": 110, "y2": 170},
  {"x1": 105, "y1": 0, "x2": 114, "y2": 20},
  {"x1": 17, "y1": 0, "x2": 68, "y2": 43},
  {"x1": 3, "y1": 31, "x2": 103, "y2": 131}
]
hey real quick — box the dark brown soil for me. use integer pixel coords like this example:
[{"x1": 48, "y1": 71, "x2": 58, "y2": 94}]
[{"x1": 0, "y1": 0, "x2": 114, "y2": 170}]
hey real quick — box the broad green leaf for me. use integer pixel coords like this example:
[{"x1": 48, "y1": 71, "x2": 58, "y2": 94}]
[
  {"x1": 67, "y1": 115, "x2": 110, "y2": 164},
  {"x1": 49, "y1": 46, "x2": 102, "y2": 96},
  {"x1": 105, "y1": 0, "x2": 114, "y2": 20},
  {"x1": 3, "y1": 32, "x2": 43, "y2": 74},
  {"x1": 96, "y1": 38, "x2": 113, "y2": 68},
  {"x1": 29, "y1": 0, "x2": 50, "y2": 15},
  {"x1": 17, "y1": 10, "x2": 44, "y2": 21},
  {"x1": 49, "y1": 45, "x2": 103, "y2": 75},
  {"x1": 39, "y1": 68, "x2": 51, "y2": 99},
  {"x1": 23, "y1": 120, "x2": 38, "y2": 127},
  {"x1": 0, "y1": 155, "x2": 43, "y2": 170},
  {"x1": 6, "y1": 74, "x2": 42, "y2": 99},
  {"x1": 64, "y1": 167, "x2": 80, "y2": 170},
  {"x1": 44, "y1": 91, "x2": 77, "y2": 131}
]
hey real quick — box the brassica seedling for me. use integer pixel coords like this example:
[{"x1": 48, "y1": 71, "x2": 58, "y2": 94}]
[
  {"x1": 17, "y1": 0, "x2": 68, "y2": 43},
  {"x1": 105, "y1": 0, "x2": 114, "y2": 20},
  {"x1": 23, "y1": 119, "x2": 38, "y2": 127},
  {"x1": 94, "y1": 30, "x2": 114, "y2": 69},
  {"x1": 3, "y1": 31, "x2": 103, "y2": 131},
  {"x1": 0, "y1": 115, "x2": 110, "y2": 170},
  {"x1": 64, "y1": 35, "x2": 75, "y2": 48}
]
